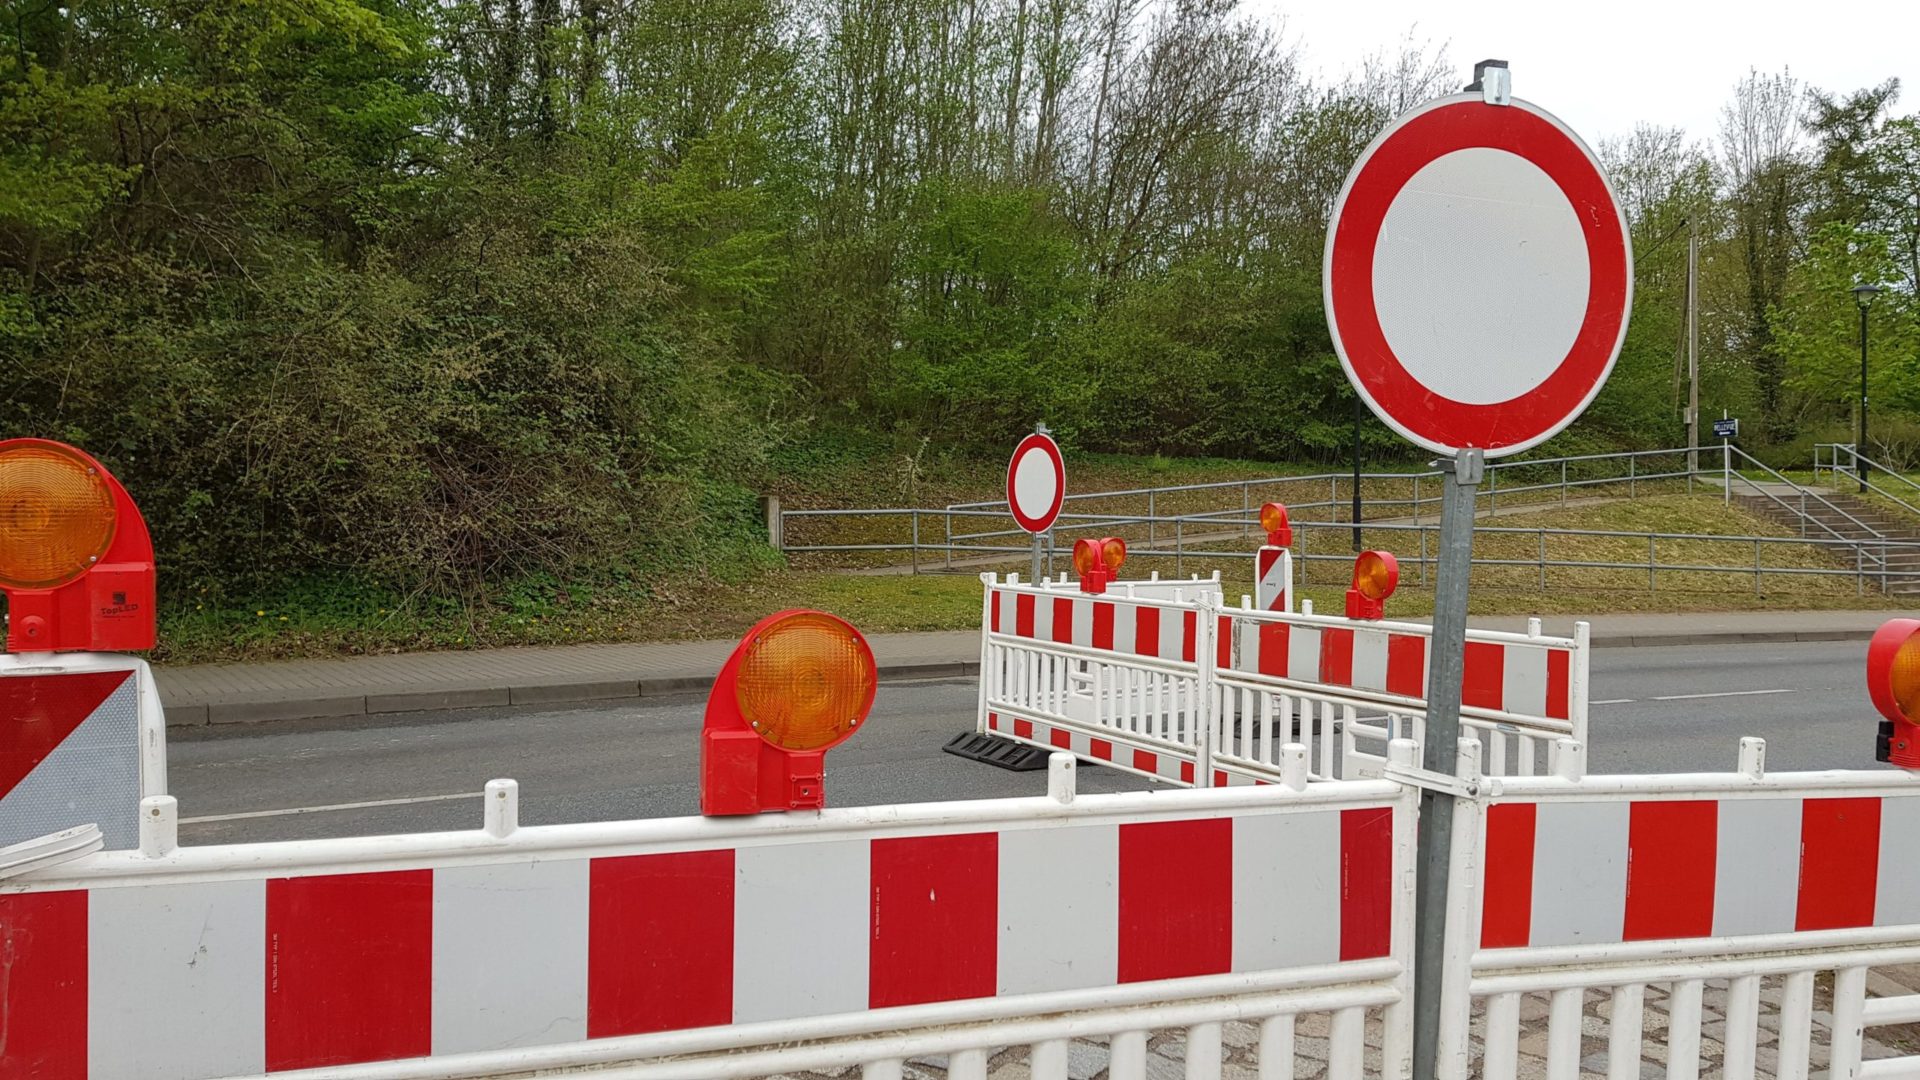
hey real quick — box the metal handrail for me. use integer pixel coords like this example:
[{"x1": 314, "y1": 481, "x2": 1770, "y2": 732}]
[
  {"x1": 785, "y1": 444, "x2": 1919, "y2": 588},
  {"x1": 942, "y1": 446, "x2": 1702, "y2": 514},
  {"x1": 786, "y1": 510, "x2": 1920, "y2": 551},
  {"x1": 941, "y1": 448, "x2": 1706, "y2": 562},
  {"x1": 781, "y1": 508, "x2": 1920, "y2": 595},
  {"x1": 1814, "y1": 444, "x2": 1920, "y2": 520},
  {"x1": 1722, "y1": 445, "x2": 1892, "y2": 566}
]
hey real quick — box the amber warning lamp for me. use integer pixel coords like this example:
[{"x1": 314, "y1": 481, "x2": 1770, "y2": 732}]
[
  {"x1": 0, "y1": 439, "x2": 155, "y2": 652},
  {"x1": 1260, "y1": 502, "x2": 1293, "y2": 547},
  {"x1": 1345, "y1": 550, "x2": 1399, "y2": 620},
  {"x1": 1870, "y1": 618, "x2": 1920, "y2": 768},
  {"x1": 701, "y1": 609, "x2": 878, "y2": 815},
  {"x1": 1073, "y1": 536, "x2": 1127, "y2": 594}
]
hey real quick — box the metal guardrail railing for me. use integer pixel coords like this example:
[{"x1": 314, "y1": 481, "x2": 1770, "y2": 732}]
[
  {"x1": 779, "y1": 508, "x2": 1920, "y2": 594},
  {"x1": 1813, "y1": 443, "x2": 1920, "y2": 521},
  {"x1": 1718, "y1": 444, "x2": 1898, "y2": 580},
  {"x1": 939, "y1": 446, "x2": 1712, "y2": 552},
  {"x1": 779, "y1": 444, "x2": 1920, "y2": 593}
]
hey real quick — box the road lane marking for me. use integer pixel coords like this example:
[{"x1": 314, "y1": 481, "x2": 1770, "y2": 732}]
[
  {"x1": 1591, "y1": 698, "x2": 1635, "y2": 705},
  {"x1": 1648, "y1": 688, "x2": 1798, "y2": 702},
  {"x1": 180, "y1": 791, "x2": 480, "y2": 824}
]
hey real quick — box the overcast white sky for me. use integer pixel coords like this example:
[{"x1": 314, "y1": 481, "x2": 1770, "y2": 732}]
[{"x1": 1253, "y1": 0, "x2": 1919, "y2": 149}]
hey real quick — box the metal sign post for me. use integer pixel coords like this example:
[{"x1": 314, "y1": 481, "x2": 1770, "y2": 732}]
[
  {"x1": 1320, "y1": 61, "x2": 1631, "y2": 1079},
  {"x1": 1410, "y1": 448, "x2": 1481, "y2": 1080},
  {"x1": 1006, "y1": 423, "x2": 1066, "y2": 584}
]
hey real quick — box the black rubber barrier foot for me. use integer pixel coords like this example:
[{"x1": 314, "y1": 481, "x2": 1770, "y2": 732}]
[{"x1": 942, "y1": 731, "x2": 1053, "y2": 771}]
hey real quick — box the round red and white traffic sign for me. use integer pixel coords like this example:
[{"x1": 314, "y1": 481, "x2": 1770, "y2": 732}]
[
  {"x1": 1006, "y1": 432, "x2": 1065, "y2": 534},
  {"x1": 1324, "y1": 94, "x2": 1633, "y2": 457}
]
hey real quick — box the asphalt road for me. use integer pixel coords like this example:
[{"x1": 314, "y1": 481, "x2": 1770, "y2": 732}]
[{"x1": 169, "y1": 640, "x2": 1892, "y2": 845}]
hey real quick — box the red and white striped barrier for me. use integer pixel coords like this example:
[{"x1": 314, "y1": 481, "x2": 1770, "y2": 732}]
[
  {"x1": 987, "y1": 711, "x2": 1278, "y2": 787},
  {"x1": 0, "y1": 655, "x2": 167, "y2": 854},
  {"x1": 1479, "y1": 787, "x2": 1920, "y2": 950},
  {"x1": 983, "y1": 579, "x2": 1584, "y2": 726},
  {"x1": 1221, "y1": 609, "x2": 1582, "y2": 725},
  {"x1": 1255, "y1": 546, "x2": 1292, "y2": 612},
  {"x1": 987, "y1": 578, "x2": 1203, "y2": 661},
  {"x1": 978, "y1": 575, "x2": 1589, "y2": 786},
  {"x1": 0, "y1": 782, "x2": 1411, "y2": 1080}
]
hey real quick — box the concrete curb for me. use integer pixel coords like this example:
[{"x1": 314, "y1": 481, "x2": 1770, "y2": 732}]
[
  {"x1": 158, "y1": 626, "x2": 1880, "y2": 729},
  {"x1": 161, "y1": 661, "x2": 982, "y2": 729},
  {"x1": 1585, "y1": 628, "x2": 1878, "y2": 649}
]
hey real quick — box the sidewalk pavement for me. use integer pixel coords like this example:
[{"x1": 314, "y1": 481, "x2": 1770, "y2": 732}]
[{"x1": 153, "y1": 610, "x2": 1906, "y2": 729}]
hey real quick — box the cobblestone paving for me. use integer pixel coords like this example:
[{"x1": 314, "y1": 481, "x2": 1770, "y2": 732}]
[{"x1": 765, "y1": 968, "x2": 1920, "y2": 1080}]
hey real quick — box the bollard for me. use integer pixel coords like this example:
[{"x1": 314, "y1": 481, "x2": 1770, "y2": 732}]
[
  {"x1": 1047, "y1": 753, "x2": 1077, "y2": 804},
  {"x1": 484, "y1": 778, "x2": 519, "y2": 838},
  {"x1": 139, "y1": 794, "x2": 178, "y2": 857},
  {"x1": 1280, "y1": 743, "x2": 1310, "y2": 791}
]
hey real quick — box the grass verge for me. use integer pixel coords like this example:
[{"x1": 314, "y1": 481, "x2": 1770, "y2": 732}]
[{"x1": 147, "y1": 494, "x2": 1908, "y2": 666}]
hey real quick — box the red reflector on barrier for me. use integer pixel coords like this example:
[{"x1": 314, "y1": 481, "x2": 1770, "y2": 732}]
[
  {"x1": 266, "y1": 871, "x2": 432, "y2": 1071},
  {"x1": 869, "y1": 833, "x2": 998, "y2": 1008}
]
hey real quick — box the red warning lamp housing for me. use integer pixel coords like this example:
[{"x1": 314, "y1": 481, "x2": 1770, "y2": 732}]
[
  {"x1": 0, "y1": 439, "x2": 155, "y2": 653},
  {"x1": 1869, "y1": 618, "x2": 1920, "y2": 768},
  {"x1": 1345, "y1": 550, "x2": 1399, "y2": 620},
  {"x1": 701, "y1": 609, "x2": 878, "y2": 815},
  {"x1": 1074, "y1": 536, "x2": 1128, "y2": 594},
  {"x1": 1260, "y1": 502, "x2": 1293, "y2": 547}
]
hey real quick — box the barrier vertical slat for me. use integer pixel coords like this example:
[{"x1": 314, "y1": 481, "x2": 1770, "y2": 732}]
[
  {"x1": 1547, "y1": 987, "x2": 1583, "y2": 1080},
  {"x1": 950, "y1": 1048, "x2": 989, "y2": 1080},
  {"x1": 1328, "y1": 1006, "x2": 1365, "y2": 1080},
  {"x1": 1259, "y1": 1014, "x2": 1297, "y2": 1080},
  {"x1": 1723, "y1": 974, "x2": 1759, "y2": 1080},
  {"x1": 1384, "y1": 739, "x2": 1419, "y2": 1080},
  {"x1": 1666, "y1": 978, "x2": 1704, "y2": 1080},
  {"x1": 1110, "y1": 1031, "x2": 1149, "y2": 1080},
  {"x1": 1319, "y1": 701, "x2": 1336, "y2": 779},
  {"x1": 1484, "y1": 992, "x2": 1521, "y2": 1080},
  {"x1": 977, "y1": 579, "x2": 994, "y2": 735},
  {"x1": 1777, "y1": 970, "x2": 1815, "y2": 1080},
  {"x1": 1245, "y1": 686, "x2": 1257, "y2": 764},
  {"x1": 1832, "y1": 966, "x2": 1869, "y2": 1080},
  {"x1": 1185, "y1": 1021, "x2": 1223, "y2": 1080},
  {"x1": 1032, "y1": 1038, "x2": 1069, "y2": 1080},
  {"x1": 1435, "y1": 737, "x2": 1483, "y2": 1080},
  {"x1": 1607, "y1": 984, "x2": 1645, "y2": 1080},
  {"x1": 1196, "y1": 599, "x2": 1217, "y2": 787},
  {"x1": 1570, "y1": 622, "x2": 1591, "y2": 755},
  {"x1": 1262, "y1": 690, "x2": 1278, "y2": 762},
  {"x1": 864, "y1": 1060, "x2": 905, "y2": 1080}
]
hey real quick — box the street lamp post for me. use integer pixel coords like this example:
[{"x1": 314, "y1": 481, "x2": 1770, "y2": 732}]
[{"x1": 1852, "y1": 282, "x2": 1882, "y2": 493}]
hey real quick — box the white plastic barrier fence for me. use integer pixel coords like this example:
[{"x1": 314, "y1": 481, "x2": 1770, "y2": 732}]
[
  {"x1": 11, "y1": 653, "x2": 1920, "y2": 1080},
  {"x1": 1433, "y1": 735, "x2": 1920, "y2": 1080},
  {"x1": 0, "y1": 748, "x2": 1417, "y2": 1079},
  {"x1": 978, "y1": 573, "x2": 1589, "y2": 784},
  {"x1": 1218, "y1": 603, "x2": 1589, "y2": 780}
]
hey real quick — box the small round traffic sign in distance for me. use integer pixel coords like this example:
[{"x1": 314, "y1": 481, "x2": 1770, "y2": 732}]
[
  {"x1": 1006, "y1": 433, "x2": 1066, "y2": 534},
  {"x1": 1324, "y1": 94, "x2": 1633, "y2": 458}
]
